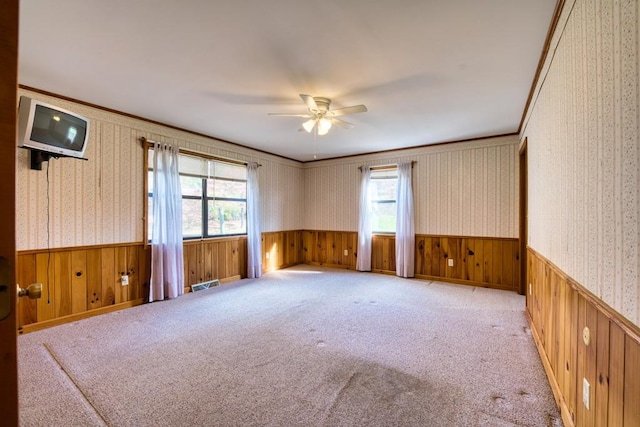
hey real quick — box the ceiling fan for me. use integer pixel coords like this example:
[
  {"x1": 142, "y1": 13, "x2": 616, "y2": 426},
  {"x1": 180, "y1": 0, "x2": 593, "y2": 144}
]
[{"x1": 268, "y1": 94, "x2": 367, "y2": 136}]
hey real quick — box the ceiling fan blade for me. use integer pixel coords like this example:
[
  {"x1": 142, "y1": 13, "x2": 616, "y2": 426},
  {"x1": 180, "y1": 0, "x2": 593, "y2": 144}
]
[
  {"x1": 330, "y1": 104, "x2": 368, "y2": 117},
  {"x1": 330, "y1": 117, "x2": 355, "y2": 129},
  {"x1": 268, "y1": 113, "x2": 313, "y2": 117},
  {"x1": 300, "y1": 94, "x2": 318, "y2": 112}
]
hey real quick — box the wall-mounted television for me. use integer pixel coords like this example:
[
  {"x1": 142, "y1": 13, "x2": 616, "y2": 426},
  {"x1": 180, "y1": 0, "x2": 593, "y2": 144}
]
[{"x1": 17, "y1": 96, "x2": 90, "y2": 161}]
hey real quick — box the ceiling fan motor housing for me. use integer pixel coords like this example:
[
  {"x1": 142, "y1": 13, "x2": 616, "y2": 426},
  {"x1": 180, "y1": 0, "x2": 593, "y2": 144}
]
[{"x1": 313, "y1": 97, "x2": 331, "y2": 113}]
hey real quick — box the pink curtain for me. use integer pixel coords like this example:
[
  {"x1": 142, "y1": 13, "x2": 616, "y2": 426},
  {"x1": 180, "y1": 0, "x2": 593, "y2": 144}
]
[{"x1": 150, "y1": 142, "x2": 184, "y2": 301}]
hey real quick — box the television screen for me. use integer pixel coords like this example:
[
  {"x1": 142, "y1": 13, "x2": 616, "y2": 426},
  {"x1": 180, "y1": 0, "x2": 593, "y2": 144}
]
[
  {"x1": 18, "y1": 96, "x2": 90, "y2": 160},
  {"x1": 30, "y1": 104, "x2": 88, "y2": 152}
]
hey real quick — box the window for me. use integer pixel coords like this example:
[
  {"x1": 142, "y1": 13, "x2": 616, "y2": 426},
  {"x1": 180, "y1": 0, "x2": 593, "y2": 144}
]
[
  {"x1": 148, "y1": 150, "x2": 247, "y2": 240},
  {"x1": 370, "y1": 168, "x2": 397, "y2": 233}
]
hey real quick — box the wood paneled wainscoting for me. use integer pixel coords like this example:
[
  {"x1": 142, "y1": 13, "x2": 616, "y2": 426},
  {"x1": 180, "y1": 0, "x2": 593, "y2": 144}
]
[
  {"x1": 261, "y1": 230, "x2": 304, "y2": 273},
  {"x1": 16, "y1": 243, "x2": 150, "y2": 334},
  {"x1": 527, "y1": 248, "x2": 640, "y2": 427},
  {"x1": 373, "y1": 234, "x2": 520, "y2": 292},
  {"x1": 183, "y1": 236, "x2": 247, "y2": 289},
  {"x1": 292, "y1": 231, "x2": 519, "y2": 292}
]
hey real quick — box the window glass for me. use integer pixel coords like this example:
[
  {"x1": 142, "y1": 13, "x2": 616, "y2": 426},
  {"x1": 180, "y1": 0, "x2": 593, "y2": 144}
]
[
  {"x1": 180, "y1": 176, "x2": 202, "y2": 197},
  {"x1": 182, "y1": 198, "x2": 203, "y2": 238},
  {"x1": 147, "y1": 150, "x2": 248, "y2": 240},
  {"x1": 371, "y1": 168, "x2": 398, "y2": 233},
  {"x1": 208, "y1": 200, "x2": 246, "y2": 235},
  {"x1": 207, "y1": 179, "x2": 246, "y2": 199}
]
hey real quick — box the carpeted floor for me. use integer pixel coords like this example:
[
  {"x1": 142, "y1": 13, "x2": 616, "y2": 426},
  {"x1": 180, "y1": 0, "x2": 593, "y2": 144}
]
[{"x1": 18, "y1": 265, "x2": 562, "y2": 426}]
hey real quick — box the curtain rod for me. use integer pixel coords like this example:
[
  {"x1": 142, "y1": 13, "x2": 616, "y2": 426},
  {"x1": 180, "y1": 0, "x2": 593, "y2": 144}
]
[
  {"x1": 358, "y1": 161, "x2": 416, "y2": 171},
  {"x1": 140, "y1": 137, "x2": 262, "y2": 167}
]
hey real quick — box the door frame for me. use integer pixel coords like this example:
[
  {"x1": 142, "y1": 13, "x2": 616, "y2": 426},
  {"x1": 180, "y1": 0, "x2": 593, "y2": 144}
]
[
  {"x1": 519, "y1": 138, "x2": 528, "y2": 297},
  {"x1": 0, "y1": 1, "x2": 19, "y2": 425}
]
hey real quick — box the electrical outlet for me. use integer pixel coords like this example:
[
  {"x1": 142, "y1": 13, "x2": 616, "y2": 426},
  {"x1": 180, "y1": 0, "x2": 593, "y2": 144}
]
[
  {"x1": 344, "y1": 249, "x2": 348, "y2": 256},
  {"x1": 121, "y1": 275, "x2": 129, "y2": 286},
  {"x1": 447, "y1": 258, "x2": 454, "y2": 267},
  {"x1": 265, "y1": 252, "x2": 270, "y2": 259},
  {"x1": 583, "y1": 378, "x2": 590, "y2": 410}
]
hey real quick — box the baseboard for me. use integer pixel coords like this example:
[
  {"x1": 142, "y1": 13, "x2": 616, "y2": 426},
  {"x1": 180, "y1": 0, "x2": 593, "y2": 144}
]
[
  {"x1": 18, "y1": 299, "x2": 145, "y2": 335},
  {"x1": 414, "y1": 274, "x2": 519, "y2": 292},
  {"x1": 527, "y1": 310, "x2": 574, "y2": 427}
]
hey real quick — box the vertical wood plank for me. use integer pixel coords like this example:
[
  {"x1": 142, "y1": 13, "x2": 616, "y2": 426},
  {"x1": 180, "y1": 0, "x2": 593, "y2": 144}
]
[
  {"x1": 415, "y1": 236, "x2": 425, "y2": 275},
  {"x1": 101, "y1": 247, "x2": 115, "y2": 306},
  {"x1": 203, "y1": 242, "x2": 214, "y2": 281},
  {"x1": 595, "y1": 312, "x2": 610, "y2": 427},
  {"x1": 608, "y1": 323, "x2": 625, "y2": 427},
  {"x1": 54, "y1": 251, "x2": 72, "y2": 317},
  {"x1": 492, "y1": 239, "x2": 502, "y2": 286},
  {"x1": 567, "y1": 286, "x2": 579, "y2": 424},
  {"x1": 623, "y1": 335, "x2": 640, "y2": 427},
  {"x1": 114, "y1": 246, "x2": 128, "y2": 303},
  {"x1": 472, "y1": 239, "x2": 483, "y2": 283},
  {"x1": 431, "y1": 237, "x2": 441, "y2": 277},
  {"x1": 502, "y1": 241, "x2": 514, "y2": 288},
  {"x1": 461, "y1": 238, "x2": 471, "y2": 281},
  {"x1": 70, "y1": 250, "x2": 87, "y2": 314},
  {"x1": 482, "y1": 240, "x2": 493, "y2": 284},
  {"x1": 126, "y1": 246, "x2": 139, "y2": 300},
  {"x1": 440, "y1": 237, "x2": 450, "y2": 278},
  {"x1": 139, "y1": 245, "x2": 151, "y2": 300},
  {"x1": 86, "y1": 249, "x2": 102, "y2": 310}
]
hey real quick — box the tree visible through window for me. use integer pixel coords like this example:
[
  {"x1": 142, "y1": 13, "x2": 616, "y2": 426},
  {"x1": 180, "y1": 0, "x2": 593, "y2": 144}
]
[
  {"x1": 148, "y1": 151, "x2": 247, "y2": 240},
  {"x1": 370, "y1": 168, "x2": 397, "y2": 233}
]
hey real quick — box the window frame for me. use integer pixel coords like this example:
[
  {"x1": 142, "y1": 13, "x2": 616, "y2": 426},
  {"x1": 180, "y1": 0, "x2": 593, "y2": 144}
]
[
  {"x1": 144, "y1": 143, "x2": 249, "y2": 243},
  {"x1": 370, "y1": 166, "x2": 398, "y2": 234}
]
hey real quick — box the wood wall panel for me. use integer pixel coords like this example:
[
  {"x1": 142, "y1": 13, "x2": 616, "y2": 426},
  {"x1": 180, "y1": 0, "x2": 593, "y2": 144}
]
[
  {"x1": 262, "y1": 231, "x2": 303, "y2": 273},
  {"x1": 17, "y1": 243, "x2": 150, "y2": 332},
  {"x1": 182, "y1": 236, "x2": 248, "y2": 288},
  {"x1": 294, "y1": 231, "x2": 517, "y2": 291},
  {"x1": 527, "y1": 247, "x2": 640, "y2": 427}
]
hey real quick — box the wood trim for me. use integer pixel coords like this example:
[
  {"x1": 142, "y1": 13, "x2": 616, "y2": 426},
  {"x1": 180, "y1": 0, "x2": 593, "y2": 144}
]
[
  {"x1": 519, "y1": 138, "x2": 528, "y2": 295},
  {"x1": 18, "y1": 299, "x2": 144, "y2": 335},
  {"x1": 0, "y1": 0, "x2": 19, "y2": 423},
  {"x1": 18, "y1": 241, "x2": 145, "y2": 255},
  {"x1": 143, "y1": 137, "x2": 259, "y2": 167},
  {"x1": 527, "y1": 310, "x2": 575, "y2": 427},
  {"x1": 518, "y1": 0, "x2": 567, "y2": 134},
  {"x1": 19, "y1": 85, "x2": 301, "y2": 163},
  {"x1": 19, "y1": 86, "x2": 518, "y2": 164},
  {"x1": 307, "y1": 132, "x2": 519, "y2": 164},
  {"x1": 528, "y1": 246, "x2": 640, "y2": 342}
]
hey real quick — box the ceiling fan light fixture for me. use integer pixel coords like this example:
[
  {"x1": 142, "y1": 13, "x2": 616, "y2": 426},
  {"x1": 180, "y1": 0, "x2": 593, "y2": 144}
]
[
  {"x1": 317, "y1": 117, "x2": 332, "y2": 135},
  {"x1": 302, "y1": 118, "x2": 316, "y2": 133}
]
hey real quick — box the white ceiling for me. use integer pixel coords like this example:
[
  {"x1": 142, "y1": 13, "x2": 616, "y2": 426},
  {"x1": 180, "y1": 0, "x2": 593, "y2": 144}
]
[{"x1": 18, "y1": 0, "x2": 557, "y2": 162}]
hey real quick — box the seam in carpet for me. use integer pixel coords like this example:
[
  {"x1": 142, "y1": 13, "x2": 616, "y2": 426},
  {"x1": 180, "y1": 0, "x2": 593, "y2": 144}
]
[{"x1": 43, "y1": 342, "x2": 109, "y2": 426}]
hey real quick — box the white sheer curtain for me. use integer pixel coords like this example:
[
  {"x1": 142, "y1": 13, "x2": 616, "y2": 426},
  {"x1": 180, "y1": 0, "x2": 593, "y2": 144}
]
[
  {"x1": 356, "y1": 166, "x2": 372, "y2": 271},
  {"x1": 246, "y1": 162, "x2": 262, "y2": 278},
  {"x1": 395, "y1": 161, "x2": 415, "y2": 278},
  {"x1": 150, "y1": 142, "x2": 184, "y2": 301}
]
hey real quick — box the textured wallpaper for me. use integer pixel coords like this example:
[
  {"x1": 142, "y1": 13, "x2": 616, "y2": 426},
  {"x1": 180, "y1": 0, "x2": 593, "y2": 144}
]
[
  {"x1": 302, "y1": 135, "x2": 520, "y2": 238},
  {"x1": 522, "y1": 0, "x2": 639, "y2": 326},
  {"x1": 16, "y1": 89, "x2": 305, "y2": 250}
]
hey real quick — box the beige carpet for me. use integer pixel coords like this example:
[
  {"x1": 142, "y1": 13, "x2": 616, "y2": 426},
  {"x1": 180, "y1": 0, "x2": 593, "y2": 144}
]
[{"x1": 18, "y1": 265, "x2": 562, "y2": 426}]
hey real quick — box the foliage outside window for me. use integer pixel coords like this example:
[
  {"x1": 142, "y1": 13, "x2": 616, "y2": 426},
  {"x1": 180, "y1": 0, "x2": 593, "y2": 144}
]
[
  {"x1": 370, "y1": 168, "x2": 397, "y2": 233},
  {"x1": 148, "y1": 151, "x2": 247, "y2": 240}
]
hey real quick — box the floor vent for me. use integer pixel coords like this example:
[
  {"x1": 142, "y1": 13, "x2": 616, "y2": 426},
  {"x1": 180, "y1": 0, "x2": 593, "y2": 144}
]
[{"x1": 191, "y1": 279, "x2": 220, "y2": 292}]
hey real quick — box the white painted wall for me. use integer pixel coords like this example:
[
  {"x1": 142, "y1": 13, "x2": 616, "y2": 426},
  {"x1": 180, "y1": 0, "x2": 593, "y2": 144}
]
[
  {"x1": 16, "y1": 89, "x2": 305, "y2": 250},
  {"x1": 303, "y1": 135, "x2": 520, "y2": 238},
  {"x1": 522, "y1": 0, "x2": 639, "y2": 326}
]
